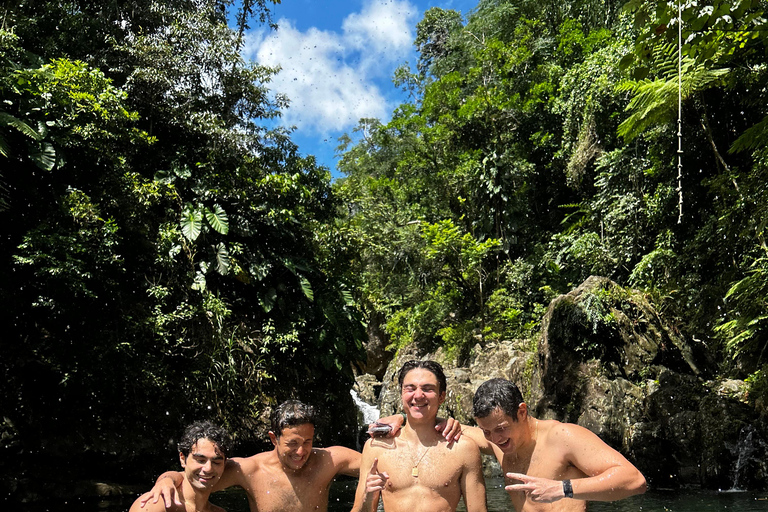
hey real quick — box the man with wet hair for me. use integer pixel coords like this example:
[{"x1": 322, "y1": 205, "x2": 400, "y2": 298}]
[
  {"x1": 465, "y1": 378, "x2": 647, "y2": 512},
  {"x1": 130, "y1": 421, "x2": 231, "y2": 512},
  {"x1": 140, "y1": 399, "x2": 462, "y2": 512},
  {"x1": 351, "y1": 360, "x2": 487, "y2": 512}
]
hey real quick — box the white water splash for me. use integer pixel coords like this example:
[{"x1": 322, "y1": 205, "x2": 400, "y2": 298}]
[{"x1": 350, "y1": 389, "x2": 380, "y2": 425}]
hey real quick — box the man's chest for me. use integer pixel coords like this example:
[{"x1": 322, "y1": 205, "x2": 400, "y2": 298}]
[
  {"x1": 502, "y1": 450, "x2": 570, "y2": 480},
  {"x1": 379, "y1": 450, "x2": 463, "y2": 493},
  {"x1": 245, "y1": 471, "x2": 332, "y2": 512}
]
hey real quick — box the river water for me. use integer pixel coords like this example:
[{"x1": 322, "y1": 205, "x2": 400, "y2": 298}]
[{"x1": 17, "y1": 477, "x2": 768, "y2": 511}]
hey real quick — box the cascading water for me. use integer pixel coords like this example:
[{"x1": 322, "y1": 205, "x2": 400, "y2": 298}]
[
  {"x1": 350, "y1": 389, "x2": 380, "y2": 450},
  {"x1": 731, "y1": 424, "x2": 768, "y2": 490}
]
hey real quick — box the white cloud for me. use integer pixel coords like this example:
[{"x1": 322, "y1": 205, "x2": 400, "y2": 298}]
[{"x1": 242, "y1": 0, "x2": 418, "y2": 136}]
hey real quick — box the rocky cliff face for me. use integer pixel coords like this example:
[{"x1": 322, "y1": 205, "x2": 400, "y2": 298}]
[{"x1": 356, "y1": 276, "x2": 768, "y2": 490}]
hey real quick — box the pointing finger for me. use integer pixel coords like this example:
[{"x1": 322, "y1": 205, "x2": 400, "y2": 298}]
[{"x1": 370, "y1": 458, "x2": 379, "y2": 474}]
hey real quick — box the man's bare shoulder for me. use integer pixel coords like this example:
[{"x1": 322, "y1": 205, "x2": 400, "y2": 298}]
[
  {"x1": 362, "y1": 435, "x2": 397, "y2": 455},
  {"x1": 443, "y1": 436, "x2": 483, "y2": 466},
  {"x1": 227, "y1": 451, "x2": 271, "y2": 472},
  {"x1": 538, "y1": 418, "x2": 612, "y2": 457},
  {"x1": 449, "y1": 435, "x2": 481, "y2": 450},
  {"x1": 542, "y1": 419, "x2": 595, "y2": 443}
]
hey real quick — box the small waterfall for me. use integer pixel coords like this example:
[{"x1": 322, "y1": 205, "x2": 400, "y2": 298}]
[
  {"x1": 350, "y1": 389, "x2": 380, "y2": 450},
  {"x1": 731, "y1": 424, "x2": 768, "y2": 490}
]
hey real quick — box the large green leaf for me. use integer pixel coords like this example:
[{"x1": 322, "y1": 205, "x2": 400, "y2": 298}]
[
  {"x1": 299, "y1": 276, "x2": 314, "y2": 301},
  {"x1": 0, "y1": 112, "x2": 41, "y2": 141},
  {"x1": 214, "y1": 242, "x2": 230, "y2": 275},
  {"x1": 259, "y1": 287, "x2": 277, "y2": 313},
  {"x1": 30, "y1": 142, "x2": 56, "y2": 171},
  {"x1": 206, "y1": 204, "x2": 229, "y2": 235},
  {"x1": 180, "y1": 207, "x2": 203, "y2": 241}
]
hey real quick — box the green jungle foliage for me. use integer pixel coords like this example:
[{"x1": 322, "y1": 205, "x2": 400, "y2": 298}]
[
  {"x1": 336, "y1": 0, "x2": 768, "y2": 406},
  {"x1": 2, "y1": 0, "x2": 768, "y2": 489},
  {"x1": 1, "y1": 0, "x2": 364, "y2": 481}
]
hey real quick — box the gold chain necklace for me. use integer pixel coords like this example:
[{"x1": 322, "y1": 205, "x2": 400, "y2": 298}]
[{"x1": 406, "y1": 441, "x2": 432, "y2": 477}]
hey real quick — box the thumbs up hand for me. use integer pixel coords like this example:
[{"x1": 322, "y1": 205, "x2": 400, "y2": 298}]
[{"x1": 366, "y1": 458, "x2": 389, "y2": 493}]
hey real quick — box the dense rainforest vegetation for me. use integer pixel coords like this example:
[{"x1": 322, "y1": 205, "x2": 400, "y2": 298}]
[{"x1": 2, "y1": 0, "x2": 768, "y2": 494}]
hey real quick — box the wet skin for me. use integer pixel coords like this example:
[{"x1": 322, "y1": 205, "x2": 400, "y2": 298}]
[
  {"x1": 130, "y1": 439, "x2": 226, "y2": 512},
  {"x1": 465, "y1": 404, "x2": 646, "y2": 512},
  {"x1": 210, "y1": 423, "x2": 361, "y2": 512},
  {"x1": 351, "y1": 368, "x2": 487, "y2": 512}
]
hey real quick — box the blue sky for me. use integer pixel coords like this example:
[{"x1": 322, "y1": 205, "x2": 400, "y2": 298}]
[{"x1": 240, "y1": 0, "x2": 479, "y2": 176}]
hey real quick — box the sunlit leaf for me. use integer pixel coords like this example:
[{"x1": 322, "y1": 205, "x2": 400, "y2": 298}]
[
  {"x1": 214, "y1": 243, "x2": 230, "y2": 275},
  {"x1": 30, "y1": 142, "x2": 56, "y2": 171},
  {"x1": 206, "y1": 204, "x2": 229, "y2": 235},
  {"x1": 180, "y1": 207, "x2": 203, "y2": 241},
  {"x1": 299, "y1": 276, "x2": 314, "y2": 301}
]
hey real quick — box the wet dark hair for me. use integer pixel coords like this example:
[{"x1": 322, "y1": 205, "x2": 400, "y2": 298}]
[
  {"x1": 473, "y1": 378, "x2": 524, "y2": 421},
  {"x1": 177, "y1": 420, "x2": 232, "y2": 457},
  {"x1": 398, "y1": 360, "x2": 447, "y2": 394},
  {"x1": 271, "y1": 400, "x2": 317, "y2": 437}
]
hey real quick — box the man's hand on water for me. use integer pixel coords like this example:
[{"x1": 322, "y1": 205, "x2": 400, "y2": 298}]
[
  {"x1": 365, "y1": 458, "x2": 390, "y2": 493},
  {"x1": 139, "y1": 476, "x2": 182, "y2": 509},
  {"x1": 435, "y1": 416, "x2": 463, "y2": 443},
  {"x1": 504, "y1": 472, "x2": 565, "y2": 503}
]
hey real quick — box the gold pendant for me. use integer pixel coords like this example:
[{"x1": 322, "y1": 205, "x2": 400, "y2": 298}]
[{"x1": 412, "y1": 466, "x2": 419, "y2": 477}]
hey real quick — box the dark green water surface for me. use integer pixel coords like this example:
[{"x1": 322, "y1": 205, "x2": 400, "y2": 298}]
[{"x1": 14, "y1": 477, "x2": 768, "y2": 511}]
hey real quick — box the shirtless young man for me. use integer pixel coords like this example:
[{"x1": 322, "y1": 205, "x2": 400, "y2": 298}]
[
  {"x1": 130, "y1": 421, "x2": 232, "y2": 512},
  {"x1": 140, "y1": 399, "x2": 461, "y2": 512},
  {"x1": 465, "y1": 378, "x2": 647, "y2": 512},
  {"x1": 351, "y1": 360, "x2": 487, "y2": 512}
]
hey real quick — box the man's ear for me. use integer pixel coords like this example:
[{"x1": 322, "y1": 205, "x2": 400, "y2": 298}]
[
  {"x1": 438, "y1": 390, "x2": 447, "y2": 406},
  {"x1": 179, "y1": 451, "x2": 187, "y2": 468},
  {"x1": 517, "y1": 402, "x2": 528, "y2": 421},
  {"x1": 268, "y1": 430, "x2": 278, "y2": 446}
]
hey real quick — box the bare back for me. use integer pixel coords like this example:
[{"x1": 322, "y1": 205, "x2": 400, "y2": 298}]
[{"x1": 361, "y1": 434, "x2": 485, "y2": 512}]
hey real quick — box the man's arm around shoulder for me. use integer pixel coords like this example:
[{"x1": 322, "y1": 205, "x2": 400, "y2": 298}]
[{"x1": 326, "y1": 445, "x2": 362, "y2": 478}]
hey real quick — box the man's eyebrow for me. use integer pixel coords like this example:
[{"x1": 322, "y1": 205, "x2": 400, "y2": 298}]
[{"x1": 193, "y1": 452, "x2": 225, "y2": 459}]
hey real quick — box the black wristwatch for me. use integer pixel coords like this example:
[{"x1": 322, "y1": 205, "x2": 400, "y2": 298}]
[{"x1": 563, "y1": 479, "x2": 573, "y2": 498}]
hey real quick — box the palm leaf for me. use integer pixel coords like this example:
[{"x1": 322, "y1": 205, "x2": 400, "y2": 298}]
[{"x1": 0, "y1": 112, "x2": 41, "y2": 140}]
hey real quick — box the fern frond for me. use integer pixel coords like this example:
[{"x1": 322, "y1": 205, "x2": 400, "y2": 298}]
[
  {"x1": 617, "y1": 60, "x2": 729, "y2": 142},
  {"x1": 730, "y1": 114, "x2": 768, "y2": 153}
]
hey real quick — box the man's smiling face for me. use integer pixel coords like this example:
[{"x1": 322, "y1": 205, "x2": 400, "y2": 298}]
[
  {"x1": 271, "y1": 423, "x2": 315, "y2": 471},
  {"x1": 475, "y1": 406, "x2": 527, "y2": 454},
  {"x1": 401, "y1": 367, "x2": 446, "y2": 421},
  {"x1": 179, "y1": 438, "x2": 226, "y2": 490}
]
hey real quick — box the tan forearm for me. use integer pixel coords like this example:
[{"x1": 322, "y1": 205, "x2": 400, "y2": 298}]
[{"x1": 570, "y1": 466, "x2": 647, "y2": 501}]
